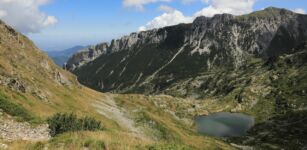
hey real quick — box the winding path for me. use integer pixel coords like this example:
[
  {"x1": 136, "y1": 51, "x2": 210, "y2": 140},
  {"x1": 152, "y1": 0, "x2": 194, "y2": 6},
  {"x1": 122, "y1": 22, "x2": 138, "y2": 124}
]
[{"x1": 92, "y1": 94, "x2": 147, "y2": 139}]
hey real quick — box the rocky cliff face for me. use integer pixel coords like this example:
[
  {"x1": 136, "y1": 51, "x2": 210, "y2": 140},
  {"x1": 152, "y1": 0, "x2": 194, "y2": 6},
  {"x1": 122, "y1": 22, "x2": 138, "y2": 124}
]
[
  {"x1": 65, "y1": 29, "x2": 168, "y2": 71},
  {"x1": 67, "y1": 7, "x2": 307, "y2": 98},
  {"x1": 65, "y1": 43, "x2": 108, "y2": 70}
]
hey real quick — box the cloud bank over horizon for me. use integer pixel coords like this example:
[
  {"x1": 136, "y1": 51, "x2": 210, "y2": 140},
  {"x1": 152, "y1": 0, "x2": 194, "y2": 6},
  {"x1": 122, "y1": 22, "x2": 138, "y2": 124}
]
[{"x1": 0, "y1": 0, "x2": 57, "y2": 34}]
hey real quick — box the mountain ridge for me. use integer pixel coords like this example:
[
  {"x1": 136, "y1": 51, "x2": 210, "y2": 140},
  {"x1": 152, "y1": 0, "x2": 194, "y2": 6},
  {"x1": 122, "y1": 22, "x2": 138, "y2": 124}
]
[
  {"x1": 66, "y1": 7, "x2": 307, "y2": 97},
  {"x1": 66, "y1": 7, "x2": 302, "y2": 71}
]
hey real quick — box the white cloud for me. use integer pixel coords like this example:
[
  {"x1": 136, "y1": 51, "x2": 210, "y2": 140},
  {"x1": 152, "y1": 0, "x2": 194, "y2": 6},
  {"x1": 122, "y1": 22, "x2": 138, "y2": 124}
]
[
  {"x1": 139, "y1": 5, "x2": 193, "y2": 31},
  {"x1": 0, "y1": 0, "x2": 58, "y2": 34},
  {"x1": 43, "y1": 16, "x2": 57, "y2": 26},
  {"x1": 140, "y1": 0, "x2": 256, "y2": 31},
  {"x1": 123, "y1": 0, "x2": 172, "y2": 11},
  {"x1": 293, "y1": 8, "x2": 305, "y2": 14},
  {"x1": 195, "y1": 0, "x2": 255, "y2": 17}
]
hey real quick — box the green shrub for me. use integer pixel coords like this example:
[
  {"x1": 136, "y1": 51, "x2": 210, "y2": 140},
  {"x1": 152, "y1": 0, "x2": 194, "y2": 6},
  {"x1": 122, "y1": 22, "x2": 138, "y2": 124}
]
[
  {"x1": 47, "y1": 113, "x2": 102, "y2": 136},
  {"x1": 94, "y1": 140, "x2": 106, "y2": 150},
  {"x1": 0, "y1": 95, "x2": 33, "y2": 121}
]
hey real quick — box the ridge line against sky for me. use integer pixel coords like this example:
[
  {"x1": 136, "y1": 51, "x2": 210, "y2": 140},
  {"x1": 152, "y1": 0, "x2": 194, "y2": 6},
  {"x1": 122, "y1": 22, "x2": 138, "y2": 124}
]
[{"x1": 0, "y1": 0, "x2": 306, "y2": 51}]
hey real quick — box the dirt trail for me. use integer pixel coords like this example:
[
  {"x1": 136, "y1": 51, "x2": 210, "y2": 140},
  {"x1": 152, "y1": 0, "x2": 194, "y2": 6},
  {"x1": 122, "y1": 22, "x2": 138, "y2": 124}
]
[{"x1": 92, "y1": 94, "x2": 148, "y2": 139}]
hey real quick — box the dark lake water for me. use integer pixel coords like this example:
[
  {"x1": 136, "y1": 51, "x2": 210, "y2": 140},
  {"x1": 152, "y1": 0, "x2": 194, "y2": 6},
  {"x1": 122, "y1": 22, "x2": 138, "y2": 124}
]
[{"x1": 195, "y1": 112, "x2": 254, "y2": 137}]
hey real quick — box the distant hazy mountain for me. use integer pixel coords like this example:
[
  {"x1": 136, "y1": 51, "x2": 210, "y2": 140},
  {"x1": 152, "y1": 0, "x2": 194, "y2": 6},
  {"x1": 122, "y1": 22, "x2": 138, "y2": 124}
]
[{"x1": 47, "y1": 46, "x2": 86, "y2": 66}]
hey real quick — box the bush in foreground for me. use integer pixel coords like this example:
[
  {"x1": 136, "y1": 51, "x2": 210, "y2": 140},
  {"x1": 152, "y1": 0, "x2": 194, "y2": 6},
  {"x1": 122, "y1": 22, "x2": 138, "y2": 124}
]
[{"x1": 47, "y1": 113, "x2": 102, "y2": 136}]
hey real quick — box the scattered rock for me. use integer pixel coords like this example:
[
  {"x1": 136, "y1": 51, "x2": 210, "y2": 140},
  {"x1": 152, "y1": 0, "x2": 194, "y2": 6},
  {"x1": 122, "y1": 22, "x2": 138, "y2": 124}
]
[
  {"x1": 54, "y1": 71, "x2": 71, "y2": 86},
  {"x1": 7, "y1": 78, "x2": 27, "y2": 93},
  {"x1": 0, "y1": 116, "x2": 50, "y2": 141},
  {"x1": 31, "y1": 90, "x2": 49, "y2": 102}
]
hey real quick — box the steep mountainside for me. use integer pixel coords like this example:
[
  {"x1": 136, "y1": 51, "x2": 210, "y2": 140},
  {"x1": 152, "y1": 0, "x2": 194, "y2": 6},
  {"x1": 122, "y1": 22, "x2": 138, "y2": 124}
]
[
  {"x1": 0, "y1": 19, "x2": 97, "y2": 118},
  {"x1": 67, "y1": 7, "x2": 307, "y2": 98}
]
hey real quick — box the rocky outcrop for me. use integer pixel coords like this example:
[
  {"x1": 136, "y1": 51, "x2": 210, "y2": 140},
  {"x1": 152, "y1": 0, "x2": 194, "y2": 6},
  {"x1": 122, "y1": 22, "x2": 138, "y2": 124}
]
[
  {"x1": 7, "y1": 78, "x2": 27, "y2": 93},
  {"x1": 65, "y1": 43, "x2": 109, "y2": 71},
  {"x1": 54, "y1": 71, "x2": 71, "y2": 87},
  {"x1": 186, "y1": 8, "x2": 302, "y2": 68},
  {"x1": 68, "y1": 7, "x2": 307, "y2": 97}
]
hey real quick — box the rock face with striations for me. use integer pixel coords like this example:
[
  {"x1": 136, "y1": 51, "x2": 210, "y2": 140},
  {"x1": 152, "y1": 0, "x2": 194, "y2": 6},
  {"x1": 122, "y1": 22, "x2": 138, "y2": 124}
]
[
  {"x1": 65, "y1": 29, "x2": 168, "y2": 71},
  {"x1": 67, "y1": 7, "x2": 307, "y2": 98}
]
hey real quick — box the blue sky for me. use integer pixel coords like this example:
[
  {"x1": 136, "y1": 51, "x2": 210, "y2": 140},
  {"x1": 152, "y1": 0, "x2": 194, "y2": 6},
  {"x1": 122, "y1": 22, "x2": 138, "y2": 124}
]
[{"x1": 1, "y1": 0, "x2": 306, "y2": 51}]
